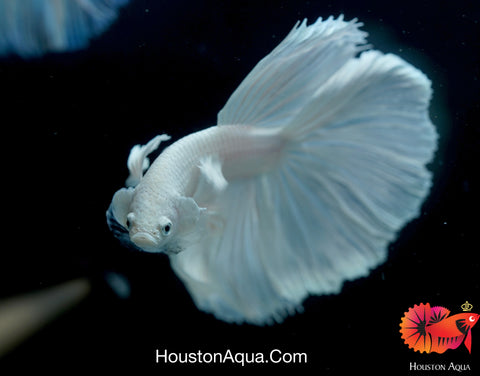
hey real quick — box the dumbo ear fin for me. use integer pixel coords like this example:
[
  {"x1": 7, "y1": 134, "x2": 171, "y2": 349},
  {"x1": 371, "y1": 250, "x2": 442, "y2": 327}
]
[
  {"x1": 126, "y1": 134, "x2": 171, "y2": 187},
  {"x1": 177, "y1": 196, "x2": 225, "y2": 242},
  {"x1": 107, "y1": 187, "x2": 135, "y2": 231},
  {"x1": 193, "y1": 155, "x2": 228, "y2": 205},
  {"x1": 177, "y1": 197, "x2": 202, "y2": 232}
]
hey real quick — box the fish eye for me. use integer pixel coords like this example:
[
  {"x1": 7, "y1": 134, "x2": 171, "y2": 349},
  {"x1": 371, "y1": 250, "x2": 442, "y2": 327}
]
[
  {"x1": 161, "y1": 222, "x2": 172, "y2": 236},
  {"x1": 126, "y1": 213, "x2": 135, "y2": 229},
  {"x1": 469, "y1": 315, "x2": 476, "y2": 322}
]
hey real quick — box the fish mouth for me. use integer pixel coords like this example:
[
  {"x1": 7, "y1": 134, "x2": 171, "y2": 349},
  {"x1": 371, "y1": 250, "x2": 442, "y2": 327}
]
[{"x1": 130, "y1": 232, "x2": 160, "y2": 252}]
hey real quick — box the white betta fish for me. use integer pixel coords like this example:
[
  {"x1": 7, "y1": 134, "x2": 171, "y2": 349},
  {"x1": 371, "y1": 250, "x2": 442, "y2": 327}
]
[
  {"x1": 107, "y1": 16, "x2": 437, "y2": 325},
  {"x1": 0, "y1": 0, "x2": 129, "y2": 57}
]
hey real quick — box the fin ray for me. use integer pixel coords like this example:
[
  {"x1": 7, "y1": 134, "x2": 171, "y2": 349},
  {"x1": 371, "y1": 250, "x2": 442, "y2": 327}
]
[{"x1": 217, "y1": 16, "x2": 367, "y2": 127}]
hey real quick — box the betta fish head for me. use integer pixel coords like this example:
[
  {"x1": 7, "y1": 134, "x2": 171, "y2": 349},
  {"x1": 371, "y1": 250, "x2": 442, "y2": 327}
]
[
  {"x1": 107, "y1": 187, "x2": 202, "y2": 254},
  {"x1": 455, "y1": 312, "x2": 480, "y2": 335},
  {"x1": 459, "y1": 312, "x2": 479, "y2": 354},
  {"x1": 465, "y1": 313, "x2": 479, "y2": 329}
]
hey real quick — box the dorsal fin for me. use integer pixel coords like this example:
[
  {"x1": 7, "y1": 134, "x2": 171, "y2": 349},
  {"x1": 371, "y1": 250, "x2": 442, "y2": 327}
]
[
  {"x1": 429, "y1": 306, "x2": 451, "y2": 324},
  {"x1": 126, "y1": 135, "x2": 170, "y2": 187}
]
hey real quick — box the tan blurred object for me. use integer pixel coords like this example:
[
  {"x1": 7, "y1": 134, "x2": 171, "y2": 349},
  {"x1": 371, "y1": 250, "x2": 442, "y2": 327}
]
[{"x1": 0, "y1": 278, "x2": 91, "y2": 357}]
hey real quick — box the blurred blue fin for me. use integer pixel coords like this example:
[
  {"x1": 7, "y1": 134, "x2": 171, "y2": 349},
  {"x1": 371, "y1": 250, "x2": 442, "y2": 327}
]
[{"x1": 0, "y1": 0, "x2": 129, "y2": 58}]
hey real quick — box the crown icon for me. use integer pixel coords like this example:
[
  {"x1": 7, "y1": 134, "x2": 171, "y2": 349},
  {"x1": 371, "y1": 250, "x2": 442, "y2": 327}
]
[{"x1": 461, "y1": 301, "x2": 473, "y2": 312}]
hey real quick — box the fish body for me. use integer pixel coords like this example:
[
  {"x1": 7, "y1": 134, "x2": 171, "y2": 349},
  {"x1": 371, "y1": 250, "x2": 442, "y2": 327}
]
[
  {"x1": 400, "y1": 303, "x2": 479, "y2": 354},
  {"x1": 113, "y1": 125, "x2": 285, "y2": 254},
  {"x1": 108, "y1": 16, "x2": 437, "y2": 325},
  {"x1": 137, "y1": 126, "x2": 285, "y2": 207},
  {"x1": 428, "y1": 312, "x2": 479, "y2": 354}
]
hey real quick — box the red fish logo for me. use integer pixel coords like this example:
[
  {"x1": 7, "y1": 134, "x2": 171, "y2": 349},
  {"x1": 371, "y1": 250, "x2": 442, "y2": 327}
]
[{"x1": 399, "y1": 302, "x2": 478, "y2": 354}]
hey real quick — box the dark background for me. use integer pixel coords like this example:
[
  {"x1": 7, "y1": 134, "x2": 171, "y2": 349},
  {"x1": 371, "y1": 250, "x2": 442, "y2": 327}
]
[{"x1": 1, "y1": 0, "x2": 478, "y2": 373}]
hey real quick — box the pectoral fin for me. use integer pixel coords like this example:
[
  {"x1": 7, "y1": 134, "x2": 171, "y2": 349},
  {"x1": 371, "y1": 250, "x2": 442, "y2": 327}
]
[
  {"x1": 177, "y1": 196, "x2": 202, "y2": 233},
  {"x1": 107, "y1": 187, "x2": 134, "y2": 230},
  {"x1": 464, "y1": 329, "x2": 472, "y2": 354},
  {"x1": 106, "y1": 187, "x2": 135, "y2": 247},
  {"x1": 193, "y1": 155, "x2": 228, "y2": 205}
]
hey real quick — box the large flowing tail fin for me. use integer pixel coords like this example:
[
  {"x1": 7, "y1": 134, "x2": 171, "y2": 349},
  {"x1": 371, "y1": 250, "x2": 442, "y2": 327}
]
[
  {"x1": 279, "y1": 49, "x2": 436, "y2": 264},
  {"x1": 171, "y1": 16, "x2": 437, "y2": 325}
]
